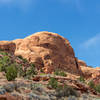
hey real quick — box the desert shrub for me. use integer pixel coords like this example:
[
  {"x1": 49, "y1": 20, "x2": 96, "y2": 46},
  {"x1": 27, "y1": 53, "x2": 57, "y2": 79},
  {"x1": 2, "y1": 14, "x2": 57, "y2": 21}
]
[
  {"x1": 2, "y1": 56, "x2": 10, "y2": 65},
  {"x1": 88, "y1": 80, "x2": 95, "y2": 89},
  {"x1": 6, "y1": 64, "x2": 17, "y2": 81},
  {"x1": 78, "y1": 76, "x2": 85, "y2": 83},
  {"x1": 23, "y1": 58, "x2": 28, "y2": 63},
  {"x1": 48, "y1": 77, "x2": 58, "y2": 89},
  {"x1": 0, "y1": 62, "x2": 4, "y2": 72},
  {"x1": 54, "y1": 69, "x2": 67, "y2": 77},
  {"x1": 26, "y1": 63, "x2": 37, "y2": 78},
  {"x1": 56, "y1": 84, "x2": 79, "y2": 98},
  {"x1": 0, "y1": 51, "x2": 8, "y2": 56},
  {"x1": 40, "y1": 69, "x2": 44, "y2": 73},
  {"x1": 88, "y1": 80, "x2": 100, "y2": 93},
  {"x1": 95, "y1": 84, "x2": 100, "y2": 93},
  {"x1": 17, "y1": 63, "x2": 37, "y2": 79},
  {"x1": 0, "y1": 56, "x2": 11, "y2": 72},
  {"x1": 30, "y1": 83, "x2": 43, "y2": 91},
  {"x1": 17, "y1": 55, "x2": 27, "y2": 63},
  {"x1": 17, "y1": 64, "x2": 26, "y2": 77}
]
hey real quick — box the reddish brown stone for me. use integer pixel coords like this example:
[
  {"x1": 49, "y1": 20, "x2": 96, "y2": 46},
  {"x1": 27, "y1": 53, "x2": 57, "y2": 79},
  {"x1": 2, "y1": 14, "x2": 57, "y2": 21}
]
[{"x1": 0, "y1": 31, "x2": 82, "y2": 75}]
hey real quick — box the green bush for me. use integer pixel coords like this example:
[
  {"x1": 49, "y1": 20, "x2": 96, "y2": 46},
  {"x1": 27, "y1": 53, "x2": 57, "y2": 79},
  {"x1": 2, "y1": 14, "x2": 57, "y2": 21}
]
[
  {"x1": 26, "y1": 63, "x2": 37, "y2": 78},
  {"x1": 95, "y1": 84, "x2": 100, "y2": 93},
  {"x1": 88, "y1": 80, "x2": 95, "y2": 89},
  {"x1": 6, "y1": 64, "x2": 17, "y2": 81},
  {"x1": 2, "y1": 56, "x2": 10, "y2": 65},
  {"x1": 0, "y1": 56, "x2": 11, "y2": 72},
  {"x1": 0, "y1": 53, "x2": 37, "y2": 80},
  {"x1": 78, "y1": 76, "x2": 85, "y2": 83},
  {"x1": 0, "y1": 51, "x2": 8, "y2": 56},
  {"x1": 88, "y1": 80, "x2": 100, "y2": 93},
  {"x1": 48, "y1": 77, "x2": 58, "y2": 89},
  {"x1": 17, "y1": 63, "x2": 37, "y2": 79},
  {"x1": 54, "y1": 70, "x2": 67, "y2": 77},
  {"x1": 0, "y1": 62, "x2": 4, "y2": 72},
  {"x1": 17, "y1": 64, "x2": 26, "y2": 77}
]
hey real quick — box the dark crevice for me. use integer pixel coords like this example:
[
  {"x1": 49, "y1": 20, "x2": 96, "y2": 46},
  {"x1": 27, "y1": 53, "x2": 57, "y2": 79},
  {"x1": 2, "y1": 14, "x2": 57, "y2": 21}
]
[{"x1": 75, "y1": 57, "x2": 79, "y2": 69}]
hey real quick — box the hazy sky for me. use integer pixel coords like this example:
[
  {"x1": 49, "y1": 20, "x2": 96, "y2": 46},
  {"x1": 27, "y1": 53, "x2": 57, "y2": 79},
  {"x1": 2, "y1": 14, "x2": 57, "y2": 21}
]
[{"x1": 0, "y1": 0, "x2": 100, "y2": 67}]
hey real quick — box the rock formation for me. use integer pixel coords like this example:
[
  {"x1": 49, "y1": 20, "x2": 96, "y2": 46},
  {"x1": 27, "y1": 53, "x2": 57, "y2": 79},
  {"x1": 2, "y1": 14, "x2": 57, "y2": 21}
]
[
  {"x1": 78, "y1": 60, "x2": 87, "y2": 67},
  {"x1": 0, "y1": 41, "x2": 16, "y2": 53},
  {"x1": 0, "y1": 31, "x2": 100, "y2": 99},
  {"x1": 0, "y1": 31, "x2": 82, "y2": 74},
  {"x1": 80, "y1": 66, "x2": 100, "y2": 80}
]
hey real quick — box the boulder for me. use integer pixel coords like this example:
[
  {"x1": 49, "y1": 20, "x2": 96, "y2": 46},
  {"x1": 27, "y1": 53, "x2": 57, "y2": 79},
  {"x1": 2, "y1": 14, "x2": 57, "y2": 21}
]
[{"x1": 0, "y1": 31, "x2": 82, "y2": 74}]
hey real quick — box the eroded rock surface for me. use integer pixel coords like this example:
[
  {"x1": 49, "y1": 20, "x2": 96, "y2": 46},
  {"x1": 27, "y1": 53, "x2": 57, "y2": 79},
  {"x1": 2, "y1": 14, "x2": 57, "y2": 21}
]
[
  {"x1": 0, "y1": 32, "x2": 82, "y2": 74},
  {"x1": 80, "y1": 66, "x2": 100, "y2": 80}
]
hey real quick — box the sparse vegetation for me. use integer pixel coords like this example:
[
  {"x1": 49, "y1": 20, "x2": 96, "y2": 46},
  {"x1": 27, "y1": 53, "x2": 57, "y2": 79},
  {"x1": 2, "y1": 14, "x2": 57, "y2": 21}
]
[
  {"x1": 17, "y1": 63, "x2": 37, "y2": 79},
  {"x1": 25, "y1": 63, "x2": 37, "y2": 79},
  {"x1": 0, "y1": 55, "x2": 11, "y2": 72},
  {"x1": 88, "y1": 80, "x2": 100, "y2": 93},
  {"x1": 95, "y1": 84, "x2": 100, "y2": 93},
  {"x1": 54, "y1": 69, "x2": 67, "y2": 77},
  {"x1": 0, "y1": 50, "x2": 99, "y2": 99},
  {"x1": 56, "y1": 84, "x2": 79, "y2": 98},
  {"x1": 78, "y1": 76, "x2": 85, "y2": 83},
  {"x1": 88, "y1": 80, "x2": 95, "y2": 89},
  {"x1": 17, "y1": 64, "x2": 26, "y2": 77},
  {"x1": 17, "y1": 55, "x2": 28, "y2": 63},
  {"x1": 0, "y1": 51, "x2": 8, "y2": 56},
  {"x1": 48, "y1": 77, "x2": 58, "y2": 89},
  {"x1": 0, "y1": 51, "x2": 37, "y2": 80}
]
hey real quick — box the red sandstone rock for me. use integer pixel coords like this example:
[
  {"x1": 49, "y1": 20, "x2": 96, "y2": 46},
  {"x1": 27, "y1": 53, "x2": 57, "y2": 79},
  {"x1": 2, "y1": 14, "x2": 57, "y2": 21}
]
[
  {"x1": 0, "y1": 41, "x2": 16, "y2": 54},
  {"x1": 0, "y1": 31, "x2": 82, "y2": 74},
  {"x1": 80, "y1": 66, "x2": 100, "y2": 80}
]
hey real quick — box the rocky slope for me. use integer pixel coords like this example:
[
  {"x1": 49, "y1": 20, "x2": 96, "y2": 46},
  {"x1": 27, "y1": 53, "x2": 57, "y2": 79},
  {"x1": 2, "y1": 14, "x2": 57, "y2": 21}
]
[
  {"x1": 0, "y1": 75, "x2": 100, "y2": 100},
  {"x1": 80, "y1": 66, "x2": 100, "y2": 84},
  {"x1": 0, "y1": 31, "x2": 100, "y2": 100}
]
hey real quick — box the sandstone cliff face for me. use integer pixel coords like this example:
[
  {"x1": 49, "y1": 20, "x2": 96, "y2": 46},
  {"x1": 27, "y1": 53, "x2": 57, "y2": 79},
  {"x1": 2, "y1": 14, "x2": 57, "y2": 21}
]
[{"x1": 0, "y1": 32, "x2": 82, "y2": 74}]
